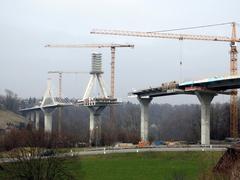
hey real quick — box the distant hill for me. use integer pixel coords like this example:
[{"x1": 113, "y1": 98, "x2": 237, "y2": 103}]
[{"x1": 0, "y1": 109, "x2": 26, "y2": 129}]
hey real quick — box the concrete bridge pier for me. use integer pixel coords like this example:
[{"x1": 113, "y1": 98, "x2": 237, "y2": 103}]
[
  {"x1": 88, "y1": 106, "x2": 106, "y2": 146},
  {"x1": 35, "y1": 111, "x2": 40, "y2": 130},
  {"x1": 30, "y1": 111, "x2": 35, "y2": 126},
  {"x1": 196, "y1": 92, "x2": 215, "y2": 146},
  {"x1": 42, "y1": 108, "x2": 56, "y2": 133},
  {"x1": 138, "y1": 97, "x2": 153, "y2": 142},
  {"x1": 25, "y1": 112, "x2": 31, "y2": 121},
  {"x1": 30, "y1": 112, "x2": 35, "y2": 122}
]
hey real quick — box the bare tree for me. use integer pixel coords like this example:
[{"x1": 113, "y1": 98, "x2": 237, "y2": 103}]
[{"x1": 0, "y1": 129, "x2": 77, "y2": 179}]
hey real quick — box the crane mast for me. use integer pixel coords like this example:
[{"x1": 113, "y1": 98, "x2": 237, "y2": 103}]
[
  {"x1": 111, "y1": 47, "x2": 116, "y2": 98},
  {"x1": 230, "y1": 22, "x2": 238, "y2": 137},
  {"x1": 91, "y1": 22, "x2": 239, "y2": 138}
]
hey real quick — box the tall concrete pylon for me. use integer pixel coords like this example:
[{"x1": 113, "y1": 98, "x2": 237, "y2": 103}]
[
  {"x1": 41, "y1": 79, "x2": 56, "y2": 107},
  {"x1": 82, "y1": 53, "x2": 108, "y2": 146},
  {"x1": 79, "y1": 52, "x2": 118, "y2": 146},
  {"x1": 83, "y1": 53, "x2": 108, "y2": 99},
  {"x1": 40, "y1": 79, "x2": 56, "y2": 133}
]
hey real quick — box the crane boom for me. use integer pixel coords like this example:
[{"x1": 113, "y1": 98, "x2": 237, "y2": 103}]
[
  {"x1": 48, "y1": 71, "x2": 88, "y2": 74},
  {"x1": 45, "y1": 44, "x2": 134, "y2": 48},
  {"x1": 91, "y1": 29, "x2": 240, "y2": 42}
]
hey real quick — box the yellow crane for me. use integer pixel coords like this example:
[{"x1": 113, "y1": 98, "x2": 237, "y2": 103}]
[{"x1": 91, "y1": 22, "x2": 240, "y2": 138}]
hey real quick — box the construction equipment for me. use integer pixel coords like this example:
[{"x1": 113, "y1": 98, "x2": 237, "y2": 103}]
[
  {"x1": 138, "y1": 140, "x2": 150, "y2": 148},
  {"x1": 46, "y1": 44, "x2": 134, "y2": 142},
  {"x1": 91, "y1": 22, "x2": 240, "y2": 138},
  {"x1": 48, "y1": 71, "x2": 88, "y2": 134}
]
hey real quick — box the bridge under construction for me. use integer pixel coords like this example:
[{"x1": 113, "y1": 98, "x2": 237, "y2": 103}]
[
  {"x1": 19, "y1": 22, "x2": 240, "y2": 146},
  {"x1": 20, "y1": 73, "x2": 240, "y2": 146},
  {"x1": 129, "y1": 75, "x2": 240, "y2": 145}
]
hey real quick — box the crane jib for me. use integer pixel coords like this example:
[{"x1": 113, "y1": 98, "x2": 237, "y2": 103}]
[{"x1": 91, "y1": 29, "x2": 240, "y2": 43}]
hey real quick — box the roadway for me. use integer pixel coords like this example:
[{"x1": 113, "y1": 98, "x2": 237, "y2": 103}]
[
  {"x1": 0, "y1": 146, "x2": 228, "y2": 163},
  {"x1": 61, "y1": 145, "x2": 227, "y2": 157}
]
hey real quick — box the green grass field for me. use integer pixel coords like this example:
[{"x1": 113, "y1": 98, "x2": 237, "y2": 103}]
[
  {"x1": 65, "y1": 151, "x2": 223, "y2": 180},
  {"x1": 0, "y1": 151, "x2": 223, "y2": 179}
]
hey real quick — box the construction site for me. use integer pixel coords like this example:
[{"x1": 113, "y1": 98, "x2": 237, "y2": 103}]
[
  {"x1": 1, "y1": 1, "x2": 240, "y2": 179},
  {"x1": 19, "y1": 22, "x2": 240, "y2": 148}
]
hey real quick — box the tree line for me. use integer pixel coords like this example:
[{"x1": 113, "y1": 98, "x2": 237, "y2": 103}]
[{"x1": 0, "y1": 89, "x2": 239, "y2": 146}]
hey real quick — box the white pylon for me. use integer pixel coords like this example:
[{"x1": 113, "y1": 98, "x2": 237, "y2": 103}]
[
  {"x1": 41, "y1": 78, "x2": 55, "y2": 107},
  {"x1": 83, "y1": 53, "x2": 108, "y2": 100}
]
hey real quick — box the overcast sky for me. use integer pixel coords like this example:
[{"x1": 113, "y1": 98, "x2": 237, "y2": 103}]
[{"x1": 0, "y1": 0, "x2": 239, "y2": 104}]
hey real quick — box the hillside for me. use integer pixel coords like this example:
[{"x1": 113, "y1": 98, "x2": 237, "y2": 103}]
[{"x1": 0, "y1": 109, "x2": 26, "y2": 129}]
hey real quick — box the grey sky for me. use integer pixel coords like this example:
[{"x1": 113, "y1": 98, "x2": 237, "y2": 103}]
[{"x1": 0, "y1": 0, "x2": 239, "y2": 104}]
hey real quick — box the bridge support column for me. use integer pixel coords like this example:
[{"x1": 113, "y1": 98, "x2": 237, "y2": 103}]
[
  {"x1": 138, "y1": 97, "x2": 153, "y2": 142},
  {"x1": 87, "y1": 106, "x2": 106, "y2": 146},
  {"x1": 30, "y1": 111, "x2": 35, "y2": 121},
  {"x1": 26, "y1": 112, "x2": 31, "y2": 121},
  {"x1": 196, "y1": 92, "x2": 215, "y2": 146},
  {"x1": 35, "y1": 111, "x2": 40, "y2": 130},
  {"x1": 30, "y1": 111, "x2": 35, "y2": 125},
  {"x1": 44, "y1": 112, "x2": 53, "y2": 133},
  {"x1": 42, "y1": 108, "x2": 56, "y2": 133}
]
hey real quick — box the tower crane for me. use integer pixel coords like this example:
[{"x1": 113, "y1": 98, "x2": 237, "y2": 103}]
[
  {"x1": 48, "y1": 71, "x2": 88, "y2": 135},
  {"x1": 91, "y1": 22, "x2": 240, "y2": 138}
]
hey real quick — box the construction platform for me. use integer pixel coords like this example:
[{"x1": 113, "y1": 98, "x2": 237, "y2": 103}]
[{"x1": 77, "y1": 97, "x2": 120, "y2": 107}]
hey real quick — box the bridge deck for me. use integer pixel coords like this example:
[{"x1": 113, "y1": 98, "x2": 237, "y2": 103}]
[
  {"x1": 131, "y1": 75, "x2": 239, "y2": 98},
  {"x1": 179, "y1": 75, "x2": 240, "y2": 90},
  {"x1": 19, "y1": 103, "x2": 73, "y2": 112}
]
